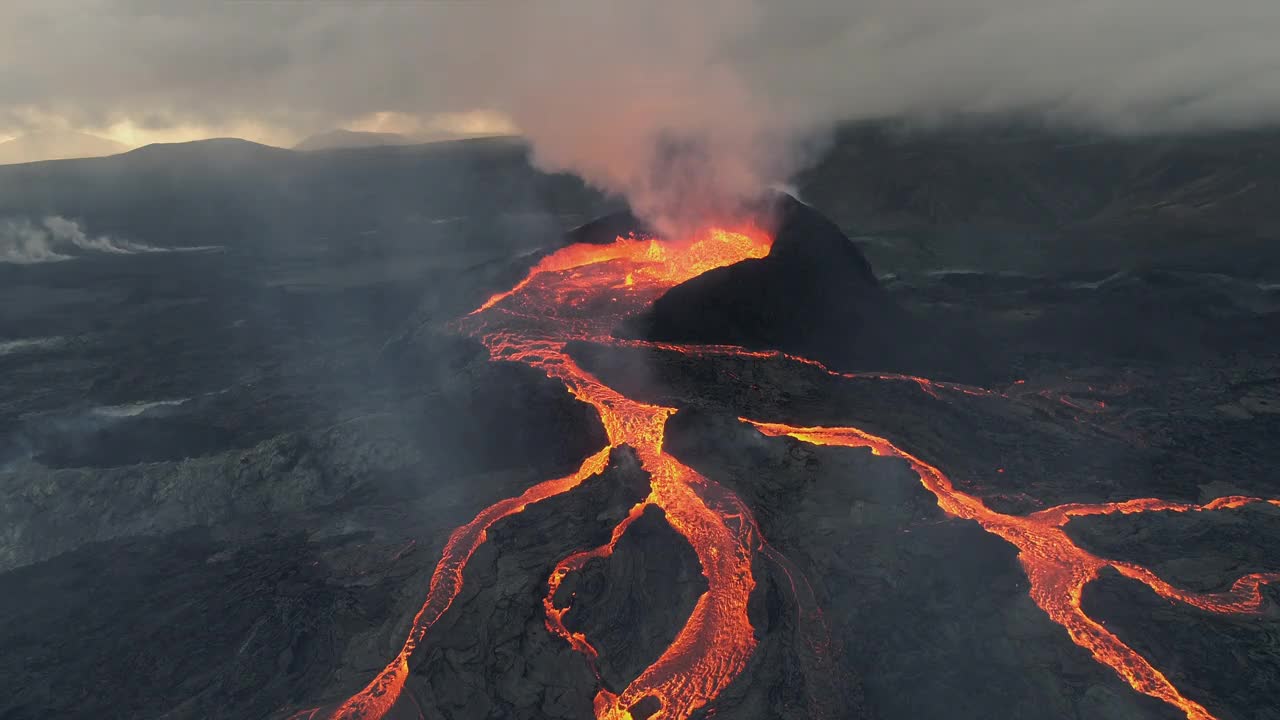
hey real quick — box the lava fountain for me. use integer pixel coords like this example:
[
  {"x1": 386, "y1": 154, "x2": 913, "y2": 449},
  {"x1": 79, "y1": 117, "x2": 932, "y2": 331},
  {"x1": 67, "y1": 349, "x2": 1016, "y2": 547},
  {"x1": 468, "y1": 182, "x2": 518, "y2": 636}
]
[{"x1": 300, "y1": 213, "x2": 1278, "y2": 720}]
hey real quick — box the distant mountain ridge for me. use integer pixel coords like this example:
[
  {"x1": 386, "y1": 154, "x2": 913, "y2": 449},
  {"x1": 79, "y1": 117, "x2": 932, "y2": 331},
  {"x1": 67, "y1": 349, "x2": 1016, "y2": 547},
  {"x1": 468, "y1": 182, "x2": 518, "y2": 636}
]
[
  {"x1": 2, "y1": 124, "x2": 1280, "y2": 275},
  {"x1": 0, "y1": 131, "x2": 130, "y2": 165},
  {"x1": 782, "y1": 123, "x2": 1280, "y2": 275},
  {"x1": 292, "y1": 129, "x2": 416, "y2": 152},
  {"x1": 0, "y1": 136, "x2": 602, "y2": 256},
  {"x1": 798, "y1": 122, "x2": 1280, "y2": 243}
]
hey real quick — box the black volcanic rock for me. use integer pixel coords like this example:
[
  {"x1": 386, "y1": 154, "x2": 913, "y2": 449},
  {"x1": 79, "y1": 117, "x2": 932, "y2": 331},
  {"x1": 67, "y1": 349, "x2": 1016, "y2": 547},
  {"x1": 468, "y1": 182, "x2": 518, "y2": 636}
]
[
  {"x1": 623, "y1": 194, "x2": 921, "y2": 372},
  {"x1": 398, "y1": 447, "x2": 653, "y2": 720},
  {"x1": 0, "y1": 529, "x2": 366, "y2": 720},
  {"x1": 567, "y1": 210, "x2": 653, "y2": 246},
  {"x1": 1082, "y1": 570, "x2": 1280, "y2": 720},
  {"x1": 555, "y1": 505, "x2": 705, "y2": 693}
]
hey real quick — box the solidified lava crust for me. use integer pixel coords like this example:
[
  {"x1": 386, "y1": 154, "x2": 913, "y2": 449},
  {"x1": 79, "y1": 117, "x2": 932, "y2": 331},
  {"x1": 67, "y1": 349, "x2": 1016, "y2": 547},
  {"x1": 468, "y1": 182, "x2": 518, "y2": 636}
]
[{"x1": 298, "y1": 200, "x2": 1279, "y2": 720}]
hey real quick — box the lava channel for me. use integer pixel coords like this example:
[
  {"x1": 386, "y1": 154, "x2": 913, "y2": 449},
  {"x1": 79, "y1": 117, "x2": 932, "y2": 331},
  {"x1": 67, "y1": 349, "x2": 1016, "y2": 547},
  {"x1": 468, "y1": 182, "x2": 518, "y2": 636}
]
[
  {"x1": 746, "y1": 420, "x2": 1280, "y2": 720},
  {"x1": 300, "y1": 220, "x2": 1279, "y2": 720}
]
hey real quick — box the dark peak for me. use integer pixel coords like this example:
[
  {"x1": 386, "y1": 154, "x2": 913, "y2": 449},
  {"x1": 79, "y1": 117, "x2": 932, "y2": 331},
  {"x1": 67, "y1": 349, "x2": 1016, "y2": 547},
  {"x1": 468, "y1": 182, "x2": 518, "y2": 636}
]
[
  {"x1": 567, "y1": 209, "x2": 654, "y2": 246},
  {"x1": 616, "y1": 194, "x2": 912, "y2": 371},
  {"x1": 122, "y1": 137, "x2": 288, "y2": 158},
  {"x1": 112, "y1": 138, "x2": 294, "y2": 174},
  {"x1": 760, "y1": 192, "x2": 880, "y2": 288}
]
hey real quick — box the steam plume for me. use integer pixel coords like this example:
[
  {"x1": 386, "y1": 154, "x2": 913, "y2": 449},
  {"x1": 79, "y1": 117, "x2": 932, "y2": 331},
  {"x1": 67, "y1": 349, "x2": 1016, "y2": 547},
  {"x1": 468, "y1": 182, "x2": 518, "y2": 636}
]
[
  {"x1": 0, "y1": 218, "x2": 70, "y2": 264},
  {"x1": 479, "y1": 2, "x2": 813, "y2": 235},
  {"x1": 0, "y1": 216, "x2": 189, "y2": 264}
]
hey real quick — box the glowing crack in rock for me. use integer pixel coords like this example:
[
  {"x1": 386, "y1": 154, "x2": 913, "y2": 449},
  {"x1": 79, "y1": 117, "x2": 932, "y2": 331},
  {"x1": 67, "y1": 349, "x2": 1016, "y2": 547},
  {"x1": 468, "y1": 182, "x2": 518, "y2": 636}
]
[{"x1": 300, "y1": 221, "x2": 1279, "y2": 720}]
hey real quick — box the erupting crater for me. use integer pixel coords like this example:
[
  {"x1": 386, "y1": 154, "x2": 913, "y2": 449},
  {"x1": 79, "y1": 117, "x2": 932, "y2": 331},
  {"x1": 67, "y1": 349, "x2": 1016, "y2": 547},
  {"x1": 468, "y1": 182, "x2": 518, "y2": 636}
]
[{"x1": 298, "y1": 197, "x2": 1279, "y2": 720}]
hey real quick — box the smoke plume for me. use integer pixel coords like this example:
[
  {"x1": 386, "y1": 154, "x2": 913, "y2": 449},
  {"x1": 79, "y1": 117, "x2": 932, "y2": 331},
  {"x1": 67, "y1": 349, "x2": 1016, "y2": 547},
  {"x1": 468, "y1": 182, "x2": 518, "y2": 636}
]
[
  {"x1": 4, "y1": 1, "x2": 1280, "y2": 230},
  {"x1": 479, "y1": 2, "x2": 802, "y2": 235}
]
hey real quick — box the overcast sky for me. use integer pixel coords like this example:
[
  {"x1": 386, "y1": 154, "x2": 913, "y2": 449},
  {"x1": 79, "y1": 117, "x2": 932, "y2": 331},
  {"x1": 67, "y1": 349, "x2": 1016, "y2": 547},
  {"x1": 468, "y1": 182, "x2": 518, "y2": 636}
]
[
  {"x1": 4, "y1": 1, "x2": 1280, "y2": 226},
  {"x1": 5, "y1": 1, "x2": 1280, "y2": 143}
]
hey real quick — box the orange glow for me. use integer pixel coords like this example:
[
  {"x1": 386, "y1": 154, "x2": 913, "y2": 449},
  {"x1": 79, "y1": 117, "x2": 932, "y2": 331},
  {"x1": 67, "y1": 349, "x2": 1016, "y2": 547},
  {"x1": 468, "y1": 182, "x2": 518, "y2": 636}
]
[
  {"x1": 309, "y1": 218, "x2": 1277, "y2": 720},
  {"x1": 462, "y1": 224, "x2": 773, "y2": 720},
  {"x1": 746, "y1": 420, "x2": 1279, "y2": 720},
  {"x1": 544, "y1": 498, "x2": 652, "y2": 673},
  {"x1": 471, "y1": 225, "x2": 770, "y2": 317},
  {"x1": 322, "y1": 448, "x2": 614, "y2": 720},
  {"x1": 319, "y1": 225, "x2": 772, "y2": 720}
]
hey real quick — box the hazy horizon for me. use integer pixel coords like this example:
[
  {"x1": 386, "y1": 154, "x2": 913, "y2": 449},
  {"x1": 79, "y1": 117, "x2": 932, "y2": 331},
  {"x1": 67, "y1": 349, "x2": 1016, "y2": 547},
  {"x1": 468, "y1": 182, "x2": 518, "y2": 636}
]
[{"x1": 7, "y1": 1, "x2": 1280, "y2": 227}]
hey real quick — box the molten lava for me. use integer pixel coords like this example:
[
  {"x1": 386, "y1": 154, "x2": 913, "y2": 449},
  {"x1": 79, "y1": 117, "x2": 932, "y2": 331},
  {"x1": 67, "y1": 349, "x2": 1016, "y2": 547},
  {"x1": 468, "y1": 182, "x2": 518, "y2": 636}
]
[
  {"x1": 746, "y1": 421, "x2": 1279, "y2": 720},
  {"x1": 303, "y1": 220, "x2": 1278, "y2": 720}
]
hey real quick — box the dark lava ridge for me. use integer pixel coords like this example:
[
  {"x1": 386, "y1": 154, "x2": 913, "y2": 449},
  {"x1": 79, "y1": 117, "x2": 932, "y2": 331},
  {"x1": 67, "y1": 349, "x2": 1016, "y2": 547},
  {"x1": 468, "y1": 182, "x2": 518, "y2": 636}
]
[{"x1": 574, "y1": 193, "x2": 983, "y2": 377}]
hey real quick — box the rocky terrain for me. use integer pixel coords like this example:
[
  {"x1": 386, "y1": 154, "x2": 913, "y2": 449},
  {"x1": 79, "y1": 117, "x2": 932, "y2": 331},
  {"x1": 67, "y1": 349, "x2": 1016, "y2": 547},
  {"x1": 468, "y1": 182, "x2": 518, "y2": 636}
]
[{"x1": 2, "y1": 128, "x2": 1278, "y2": 720}]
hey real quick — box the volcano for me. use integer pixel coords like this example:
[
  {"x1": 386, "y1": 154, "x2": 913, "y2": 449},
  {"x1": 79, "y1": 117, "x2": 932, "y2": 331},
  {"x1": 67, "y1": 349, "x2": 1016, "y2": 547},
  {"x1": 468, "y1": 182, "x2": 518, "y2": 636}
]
[
  {"x1": 638, "y1": 196, "x2": 918, "y2": 371},
  {"x1": 277, "y1": 197, "x2": 1279, "y2": 720},
  {"x1": 3, "y1": 126, "x2": 1279, "y2": 720},
  {"x1": 567, "y1": 194, "x2": 917, "y2": 372}
]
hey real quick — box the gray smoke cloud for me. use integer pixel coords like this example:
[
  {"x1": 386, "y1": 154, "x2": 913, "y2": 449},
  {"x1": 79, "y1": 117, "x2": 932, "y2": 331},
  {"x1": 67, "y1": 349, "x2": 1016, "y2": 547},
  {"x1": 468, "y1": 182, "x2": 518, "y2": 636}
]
[{"x1": 3, "y1": 1, "x2": 1280, "y2": 229}]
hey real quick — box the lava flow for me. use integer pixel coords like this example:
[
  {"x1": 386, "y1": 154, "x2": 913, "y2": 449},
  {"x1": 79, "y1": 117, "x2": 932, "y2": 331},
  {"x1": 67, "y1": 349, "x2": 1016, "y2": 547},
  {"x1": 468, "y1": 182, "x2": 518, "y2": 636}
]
[
  {"x1": 747, "y1": 421, "x2": 1280, "y2": 720},
  {"x1": 310, "y1": 223, "x2": 775, "y2": 720},
  {"x1": 306, "y1": 218, "x2": 1279, "y2": 720}
]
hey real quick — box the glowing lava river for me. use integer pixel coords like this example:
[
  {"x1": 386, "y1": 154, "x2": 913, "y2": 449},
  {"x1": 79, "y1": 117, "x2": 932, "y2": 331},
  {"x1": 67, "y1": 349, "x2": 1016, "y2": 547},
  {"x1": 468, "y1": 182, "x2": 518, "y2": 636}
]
[{"x1": 303, "y1": 223, "x2": 1280, "y2": 720}]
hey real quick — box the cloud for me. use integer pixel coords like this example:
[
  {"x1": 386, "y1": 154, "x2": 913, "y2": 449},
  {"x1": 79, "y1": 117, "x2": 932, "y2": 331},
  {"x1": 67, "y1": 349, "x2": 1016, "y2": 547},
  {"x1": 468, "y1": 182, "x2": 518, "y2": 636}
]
[{"x1": 3, "y1": 1, "x2": 1280, "y2": 227}]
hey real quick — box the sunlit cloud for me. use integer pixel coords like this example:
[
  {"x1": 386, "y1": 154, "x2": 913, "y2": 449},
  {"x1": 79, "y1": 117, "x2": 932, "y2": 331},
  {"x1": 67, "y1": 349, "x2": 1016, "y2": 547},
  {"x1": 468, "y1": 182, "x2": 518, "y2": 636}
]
[
  {"x1": 346, "y1": 110, "x2": 520, "y2": 139},
  {"x1": 0, "y1": 109, "x2": 521, "y2": 157},
  {"x1": 5, "y1": 2, "x2": 1280, "y2": 176},
  {"x1": 92, "y1": 117, "x2": 299, "y2": 149}
]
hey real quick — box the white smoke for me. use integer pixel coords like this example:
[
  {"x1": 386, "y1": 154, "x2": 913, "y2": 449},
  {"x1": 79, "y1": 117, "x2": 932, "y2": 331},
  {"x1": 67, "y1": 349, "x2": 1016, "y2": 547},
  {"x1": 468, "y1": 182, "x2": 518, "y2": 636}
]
[
  {"x1": 0, "y1": 218, "x2": 70, "y2": 264},
  {"x1": 91, "y1": 397, "x2": 192, "y2": 419},
  {"x1": 0, "y1": 336, "x2": 66, "y2": 356},
  {"x1": 0, "y1": 216, "x2": 206, "y2": 264},
  {"x1": 41, "y1": 215, "x2": 165, "y2": 255}
]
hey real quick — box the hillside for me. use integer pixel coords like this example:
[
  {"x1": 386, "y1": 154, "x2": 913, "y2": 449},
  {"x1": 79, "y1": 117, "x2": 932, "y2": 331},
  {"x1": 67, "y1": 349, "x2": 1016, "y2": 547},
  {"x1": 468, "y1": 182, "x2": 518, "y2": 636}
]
[
  {"x1": 3, "y1": 124, "x2": 1280, "y2": 274},
  {"x1": 798, "y1": 122, "x2": 1280, "y2": 275},
  {"x1": 0, "y1": 136, "x2": 605, "y2": 256}
]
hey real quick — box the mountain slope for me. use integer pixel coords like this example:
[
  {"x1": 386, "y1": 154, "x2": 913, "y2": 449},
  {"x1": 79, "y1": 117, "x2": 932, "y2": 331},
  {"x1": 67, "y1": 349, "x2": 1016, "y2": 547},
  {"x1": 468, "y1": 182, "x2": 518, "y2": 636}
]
[
  {"x1": 3, "y1": 123, "x2": 1280, "y2": 274},
  {"x1": 797, "y1": 122, "x2": 1280, "y2": 275},
  {"x1": 0, "y1": 136, "x2": 603, "y2": 254}
]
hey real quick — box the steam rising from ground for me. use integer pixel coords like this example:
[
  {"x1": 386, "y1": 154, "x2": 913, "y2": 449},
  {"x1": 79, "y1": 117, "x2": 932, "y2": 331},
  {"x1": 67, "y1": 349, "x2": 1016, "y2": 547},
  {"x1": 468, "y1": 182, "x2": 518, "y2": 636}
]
[
  {"x1": 0, "y1": 216, "x2": 213, "y2": 264},
  {"x1": 0, "y1": 218, "x2": 75, "y2": 264},
  {"x1": 0, "y1": 336, "x2": 66, "y2": 356},
  {"x1": 90, "y1": 398, "x2": 192, "y2": 419}
]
